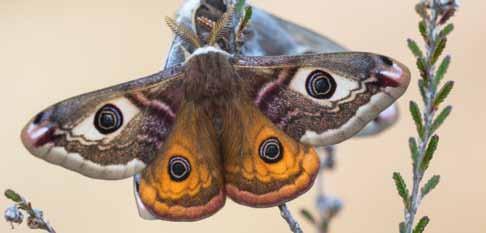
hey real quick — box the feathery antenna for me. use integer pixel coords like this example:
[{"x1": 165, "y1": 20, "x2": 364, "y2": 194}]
[
  {"x1": 165, "y1": 16, "x2": 202, "y2": 49},
  {"x1": 207, "y1": 5, "x2": 235, "y2": 46}
]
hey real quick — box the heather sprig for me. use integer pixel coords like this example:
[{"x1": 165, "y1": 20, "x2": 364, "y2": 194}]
[{"x1": 393, "y1": 1, "x2": 459, "y2": 233}]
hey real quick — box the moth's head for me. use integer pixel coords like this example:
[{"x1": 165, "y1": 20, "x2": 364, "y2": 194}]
[{"x1": 188, "y1": 46, "x2": 232, "y2": 60}]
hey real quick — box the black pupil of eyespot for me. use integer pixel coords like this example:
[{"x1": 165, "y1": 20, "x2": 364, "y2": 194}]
[
  {"x1": 306, "y1": 70, "x2": 336, "y2": 99},
  {"x1": 169, "y1": 156, "x2": 191, "y2": 182},
  {"x1": 314, "y1": 78, "x2": 331, "y2": 94},
  {"x1": 100, "y1": 112, "x2": 115, "y2": 128},
  {"x1": 94, "y1": 104, "x2": 123, "y2": 134},
  {"x1": 172, "y1": 162, "x2": 186, "y2": 176},
  {"x1": 265, "y1": 144, "x2": 279, "y2": 159},
  {"x1": 259, "y1": 138, "x2": 283, "y2": 163}
]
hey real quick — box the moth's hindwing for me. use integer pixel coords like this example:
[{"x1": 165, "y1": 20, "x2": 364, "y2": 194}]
[
  {"x1": 138, "y1": 102, "x2": 225, "y2": 221},
  {"x1": 21, "y1": 66, "x2": 184, "y2": 180},
  {"x1": 236, "y1": 52, "x2": 411, "y2": 146},
  {"x1": 221, "y1": 100, "x2": 320, "y2": 207}
]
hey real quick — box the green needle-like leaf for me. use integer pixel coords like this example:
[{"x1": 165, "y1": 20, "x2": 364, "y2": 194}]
[
  {"x1": 439, "y1": 24, "x2": 455, "y2": 38},
  {"x1": 417, "y1": 58, "x2": 428, "y2": 79},
  {"x1": 434, "y1": 81, "x2": 454, "y2": 108},
  {"x1": 415, "y1": 2, "x2": 428, "y2": 19},
  {"x1": 418, "y1": 80, "x2": 428, "y2": 104},
  {"x1": 431, "y1": 106, "x2": 452, "y2": 134},
  {"x1": 240, "y1": 6, "x2": 253, "y2": 31},
  {"x1": 409, "y1": 101, "x2": 424, "y2": 139},
  {"x1": 300, "y1": 208, "x2": 316, "y2": 224},
  {"x1": 413, "y1": 216, "x2": 430, "y2": 233},
  {"x1": 421, "y1": 175, "x2": 441, "y2": 198},
  {"x1": 420, "y1": 135, "x2": 440, "y2": 172},
  {"x1": 435, "y1": 56, "x2": 451, "y2": 86},
  {"x1": 5, "y1": 189, "x2": 22, "y2": 202},
  {"x1": 399, "y1": 222, "x2": 406, "y2": 233},
  {"x1": 431, "y1": 38, "x2": 447, "y2": 65},
  {"x1": 320, "y1": 221, "x2": 329, "y2": 233},
  {"x1": 408, "y1": 39, "x2": 424, "y2": 58},
  {"x1": 235, "y1": 0, "x2": 246, "y2": 13},
  {"x1": 409, "y1": 138, "x2": 420, "y2": 166},
  {"x1": 419, "y1": 21, "x2": 429, "y2": 45},
  {"x1": 393, "y1": 172, "x2": 410, "y2": 208}
]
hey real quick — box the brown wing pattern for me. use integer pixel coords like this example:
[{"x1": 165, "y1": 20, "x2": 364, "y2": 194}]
[
  {"x1": 221, "y1": 99, "x2": 320, "y2": 207},
  {"x1": 21, "y1": 66, "x2": 185, "y2": 179},
  {"x1": 138, "y1": 102, "x2": 226, "y2": 221},
  {"x1": 235, "y1": 52, "x2": 410, "y2": 146}
]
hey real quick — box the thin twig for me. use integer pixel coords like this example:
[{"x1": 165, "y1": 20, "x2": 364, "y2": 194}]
[
  {"x1": 299, "y1": 146, "x2": 341, "y2": 233},
  {"x1": 315, "y1": 146, "x2": 341, "y2": 233},
  {"x1": 279, "y1": 204, "x2": 304, "y2": 233},
  {"x1": 4, "y1": 189, "x2": 56, "y2": 233},
  {"x1": 405, "y1": 3, "x2": 440, "y2": 228}
]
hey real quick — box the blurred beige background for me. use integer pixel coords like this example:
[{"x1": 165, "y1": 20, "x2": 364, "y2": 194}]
[{"x1": 0, "y1": 0, "x2": 484, "y2": 232}]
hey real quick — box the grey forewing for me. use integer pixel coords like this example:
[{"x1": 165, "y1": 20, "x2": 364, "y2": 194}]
[
  {"x1": 46, "y1": 65, "x2": 185, "y2": 166},
  {"x1": 235, "y1": 53, "x2": 376, "y2": 80},
  {"x1": 48, "y1": 65, "x2": 184, "y2": 125}
]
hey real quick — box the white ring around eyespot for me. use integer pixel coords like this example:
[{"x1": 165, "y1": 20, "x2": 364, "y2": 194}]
[
  {"x1": 71, "y1": 97, "x2": 140, "y2": 143},
  {"x1": 289, "y1": 67, "x2": 361, "y2": 108}
]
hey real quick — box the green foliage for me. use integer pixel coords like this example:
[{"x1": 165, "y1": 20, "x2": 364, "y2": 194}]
[
  {"x1": 420, "y1": 135, "x2": 439, "y2": 172},
  {"x1": 235, "y1": 0, "x2": 246, "y2": 13},
  {"x1": 400, "y1": 222, "x2": 407, "y2": 233},
  {"x1": 413, "y1": 216, "x2": 430, "y2": 233},
  {"x1": 393, "y1": 172, "x2": 410, "y2": 208},
  {"x1": 433, "y1": 81, "x2": 454, "y2": 108},
  {"x1": 300, "y1": 208, "x2": 316, "y2": 224},
  {"x1": 417, "y1": 58, "x2": 428, "y2": 79},
  {"x1": 408, "y1": 39, "x2": 424, "y2": 58},
  {"x1": 431, "y1": 38, "x2": 447, "y2": 65},
  {"x1": 418, "y1": 80, "x2": 428, "y2": 104},
  {"x1": 421, "y1": 175, "x2": 441, "y2": 198},
  {"x1": 409, "y1": 138, "x2": 420, "y2": 166},
  {"x1": 240, "y1": 6, "x2": 253, "y2": 31},
  {"x1": 319, "y1": 221, "x2": 329, "y2": 233},
  {"x1": 410, "y1": 101, "x2": 424, "y2": 139},
  {"x1": 439, "y1": 24, "x2": 455, "y2": 38},
  {"x1": 5, "y1": 189, "x2": 21, "y2": 203},
  {"x1": 435, "y1": 56, "x2": 451, "y2": 85},
  {"x1": 415, "y1": 2, "x2": 428, "y2": 19},
  {"x1": 419, "y1": 21, "x2": 428, "y2": 43},
  {"x1": 430, "y1": 106, "x2": 452, "y2": 134}
]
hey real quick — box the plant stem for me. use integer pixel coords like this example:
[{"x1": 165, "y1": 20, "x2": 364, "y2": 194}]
[
  {"x1": 406, "y1": 4, "x2": 439, "y2": 233},
  {"x1": 279, "y1": 204, "x2": 304, "y2": 233},
  {"x1": 404, "y1": 0, "x2": 458, "y2": 232},
  {"x1": 4, "y1": 189, "x2": 56, "y2": 233}
]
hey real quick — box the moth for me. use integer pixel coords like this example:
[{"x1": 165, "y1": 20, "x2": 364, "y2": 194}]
[{"x1": 21, "y1": 0, "x2": 410, "y2": 222}]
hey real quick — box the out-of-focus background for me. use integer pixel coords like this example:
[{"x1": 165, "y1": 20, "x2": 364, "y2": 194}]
[{"x1": 0, "y1": 0, "x2": 483, "y2": 232}]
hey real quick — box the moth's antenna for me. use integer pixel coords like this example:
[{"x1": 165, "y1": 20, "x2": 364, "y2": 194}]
[
  {"x1": 207, "y1": 5, "x2": 235, "y2": 46},
  {"x1": 165, "y1": 16, "x2": 202, "y2": 49}
]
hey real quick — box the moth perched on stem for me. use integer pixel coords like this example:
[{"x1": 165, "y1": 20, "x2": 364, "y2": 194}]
[{"x1": 20, "y1": 0, "x2": 410, "y2": 224}]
